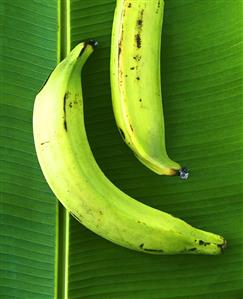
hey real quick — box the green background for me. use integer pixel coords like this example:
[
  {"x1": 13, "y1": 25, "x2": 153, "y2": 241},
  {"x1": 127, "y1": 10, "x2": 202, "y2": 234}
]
[{"x1": 0, "y1": 0, "x2": 242, "y2": 298}]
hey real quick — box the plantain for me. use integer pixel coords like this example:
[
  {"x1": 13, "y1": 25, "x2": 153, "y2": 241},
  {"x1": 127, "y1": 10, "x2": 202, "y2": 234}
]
[
  {"x1": 110, "y1": 0, "x2": 188, "y2": 178},
  {"x1": 33, "y1": 42, "x2": 226, "y2": 255}
]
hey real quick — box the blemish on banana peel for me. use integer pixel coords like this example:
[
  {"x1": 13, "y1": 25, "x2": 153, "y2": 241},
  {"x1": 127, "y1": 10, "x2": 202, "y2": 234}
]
[
  {"x1": 40, "y1": 141, "x2": 50, "y2": 145},
  {"x1": 139, "y1": 243, "x2": 163, "y2": 253},
  {"x1": 119, "y1": 69, "x2": 124, "y2": 87},
  {"x1": 144, "y1": 248, "x2": 164, "y2": 253},
  {"x1": 137, "y1": 220, "x2": 147, "y2": 226},
  {"x1": 137, "y1": 19, "x2": 143, "y2": 27},
  {"x1": 199, "y1": 240, "x2": 210, "y2": 246},
  {"x1": 118, "y1": 6, "x2": 125, "y2": 65},
  {"x1": 63, "y1": 93, "x2": 68, "y2": 113},
  {"x1": 118, "y1": 26, "x2": 123, "y2": 66},
  {"x1": 64, "y1": 120, "x2": 67, "y2": 131},
  {"x1": 196, "y1": 239, "x2": 227, "y2": 253},
  {"x1": 135, "y1": 10, "x2": 144, "y2": 49},
  {"x1": 137, "y1": 9, "x2": 144, "y2": 28},
  {"x1": 156, "y1": 0, "x2": 161, "y2": 14},
  {"x1": 128, "y1": 2, "x2": 132, "y2": 8},
  {"x1": 135, "y1": 33, "x2": 141, "y2": 48},
  {"x1": 63, "y1": 93, "x2": 69, "y2": 131},
  {"x1": 118, "y1": 46, "x2": 122, "y2": 58},
  {"x1": 130, "y1": 124, "x2": 133, "y2": 131},
  {"x1": 133, "y1": 55, "x2": 141, "y2": 61}
]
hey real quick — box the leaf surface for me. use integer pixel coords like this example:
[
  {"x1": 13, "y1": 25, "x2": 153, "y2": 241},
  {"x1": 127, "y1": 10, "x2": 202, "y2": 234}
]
[{"x1": 0, "y1": 1, "x2": 58, "y2": 298}]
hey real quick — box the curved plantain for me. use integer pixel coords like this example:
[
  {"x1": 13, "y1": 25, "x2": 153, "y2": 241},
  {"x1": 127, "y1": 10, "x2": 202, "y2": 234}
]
[
  {"x1": 33, "y1": 42, "x2": 225, "y2": 255},
  {"x1": 110, "y1": 0, "x2": 188, "y2": 178}
]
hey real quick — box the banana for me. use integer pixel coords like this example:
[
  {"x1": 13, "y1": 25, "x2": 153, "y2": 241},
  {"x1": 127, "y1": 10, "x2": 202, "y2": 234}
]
[
  {"x1": 33, "y1": 41, "x2": 226, "y2": 255},
  {"x1": 110, "y1": 0, "x2": 188, "y2": 178}
]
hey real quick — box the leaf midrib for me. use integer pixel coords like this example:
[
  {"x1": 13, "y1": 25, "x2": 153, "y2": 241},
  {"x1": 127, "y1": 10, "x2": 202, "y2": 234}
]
[{"x1": 55, "y1": 0, "x2": 70, "y2": 299}]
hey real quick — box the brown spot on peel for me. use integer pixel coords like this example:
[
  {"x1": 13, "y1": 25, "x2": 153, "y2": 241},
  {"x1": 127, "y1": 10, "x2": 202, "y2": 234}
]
[
  {"x1": 63, "y1": 93, "x2": 68, "y2": 131},
  {"x1": 137, "y1": 19, "x2": 143, "y2": 27},
  {"x1": 64, "y1": 120, "x2": 67, "y2": 131},
  {"x1": 188, "y1": 248, "x2": 197, "y2": 252},
  {"x1": 156, "y1": 0, "x2": 161, "y2": 13},
  {"x1": 135, "y1": 34, "x2": 141, "y2": 48},
  {"x1": 143, "y1": 248, "x2": 164, "y2": 253},
  {"x1": 63, "y1": 93, "x2": 68, "y2": 113},
  {"x1": 139, "y1": 243, "x2": 163, "y2": 253},
  {"x1": 199, "y1": 240, "x2": 210, "y2": 246},
  {"x1": 133, "y1": 55, "x2": 141, "y2": 61},
  {"x1": 135, "y1": 10, "x2": 144, "y2": 49}
]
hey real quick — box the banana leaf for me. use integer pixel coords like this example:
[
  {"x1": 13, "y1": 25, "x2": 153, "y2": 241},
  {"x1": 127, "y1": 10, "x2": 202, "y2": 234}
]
[{"x1": 1, "y1": 0, "x2": 242, "y2": 298}]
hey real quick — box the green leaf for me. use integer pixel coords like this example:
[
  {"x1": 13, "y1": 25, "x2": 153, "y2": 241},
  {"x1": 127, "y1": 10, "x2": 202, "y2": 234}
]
[
  {"x1": 0, "y1": 1, "x2": 58, "y2": 298},
  {"x1": 1, "y1": 0, "x2": 243, "y2": 299}
]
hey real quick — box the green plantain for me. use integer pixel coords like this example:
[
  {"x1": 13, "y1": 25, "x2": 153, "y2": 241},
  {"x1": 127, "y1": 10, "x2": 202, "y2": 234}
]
[
  {"x1": 33, "y1": 42, "x2": 226, "y2": 255},
  {"x1": 110, "y1": 0, "x2": 188, "y2": 178}
]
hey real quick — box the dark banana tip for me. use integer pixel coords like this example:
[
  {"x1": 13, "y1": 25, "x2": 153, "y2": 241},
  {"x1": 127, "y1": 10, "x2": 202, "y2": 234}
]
[
  {"x1": 218, "y1": 239, "x2": 227, "y2": 253},
  {"x1": 87, "y1": 39, "x2": 99, "y2": 49},
  {"x1": 178, "y1": 167, "x2": 189, "y2": 180}
]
